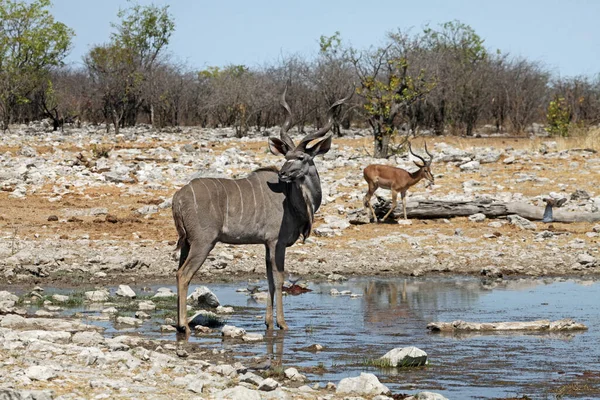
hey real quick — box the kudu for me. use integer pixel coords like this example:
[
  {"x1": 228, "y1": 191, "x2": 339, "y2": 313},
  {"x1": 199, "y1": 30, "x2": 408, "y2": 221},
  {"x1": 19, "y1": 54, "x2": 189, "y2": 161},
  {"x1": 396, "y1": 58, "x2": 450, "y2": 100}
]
[
  {"x1": 172, "y1": 88, "x2": 351, "y2": 333},
  {"x1": 363, "y1": 142, "x2": 434, "y2": 221}
]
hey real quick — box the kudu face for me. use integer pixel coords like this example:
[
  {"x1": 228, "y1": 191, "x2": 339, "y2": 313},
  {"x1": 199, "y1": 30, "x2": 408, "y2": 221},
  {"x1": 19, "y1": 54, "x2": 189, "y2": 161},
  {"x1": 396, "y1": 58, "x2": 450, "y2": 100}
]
[
  {"x1": 268, "y1": 84, "x2": 342, "y2": 184},
  {"x1": 270, "y1": 137, "x2": 332, "y2": 183}
]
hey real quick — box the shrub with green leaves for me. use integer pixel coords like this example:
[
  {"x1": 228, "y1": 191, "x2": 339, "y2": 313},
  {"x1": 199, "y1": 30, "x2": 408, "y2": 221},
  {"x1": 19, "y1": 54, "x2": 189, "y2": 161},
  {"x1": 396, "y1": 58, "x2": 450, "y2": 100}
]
[{"x1": 546, "y1": 97, "x2": 571, "y2": 137}]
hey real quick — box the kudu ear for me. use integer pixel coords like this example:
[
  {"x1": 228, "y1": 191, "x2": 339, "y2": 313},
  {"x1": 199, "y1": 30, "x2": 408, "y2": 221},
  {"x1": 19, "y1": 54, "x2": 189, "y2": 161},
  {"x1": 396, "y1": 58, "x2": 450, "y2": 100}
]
[
  {"x1": 304, "y1": 134, "x2": 332, "y2": 157},
  {"x1": 269, "y1": 137, "x2": 291, "y2": 156}
]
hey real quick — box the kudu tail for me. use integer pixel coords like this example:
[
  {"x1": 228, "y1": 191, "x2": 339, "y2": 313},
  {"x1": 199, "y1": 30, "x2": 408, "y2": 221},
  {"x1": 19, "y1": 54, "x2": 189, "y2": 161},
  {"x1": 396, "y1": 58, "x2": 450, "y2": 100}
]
[{"x1": 172, "y1": 197, "x2": 187, "y2": 251}]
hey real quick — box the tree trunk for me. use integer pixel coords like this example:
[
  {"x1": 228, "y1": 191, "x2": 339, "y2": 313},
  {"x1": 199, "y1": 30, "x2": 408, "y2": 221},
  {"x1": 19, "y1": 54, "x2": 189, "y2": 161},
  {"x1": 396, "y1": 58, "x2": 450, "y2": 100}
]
[
  {"x1": 373, "y1": 198, "x2": 600, "y2": 223},
  {"x1": 373, "y1": 127, "x2": 392, "y2": 158}
]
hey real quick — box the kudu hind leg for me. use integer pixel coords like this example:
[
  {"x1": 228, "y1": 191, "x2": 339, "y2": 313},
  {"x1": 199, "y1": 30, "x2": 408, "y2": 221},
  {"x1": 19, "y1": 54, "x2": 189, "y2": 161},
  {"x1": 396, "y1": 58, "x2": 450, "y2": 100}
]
[{"x1": 176, "y1": 242, "x2": 214, "y2": 332}]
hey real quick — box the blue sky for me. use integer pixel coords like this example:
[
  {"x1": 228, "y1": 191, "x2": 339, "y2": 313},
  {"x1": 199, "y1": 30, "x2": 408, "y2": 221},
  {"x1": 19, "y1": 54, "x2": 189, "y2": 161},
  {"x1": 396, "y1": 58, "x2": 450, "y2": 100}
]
[{"x1": 51, "y1": 0, "x2": 599, "y2": 78}]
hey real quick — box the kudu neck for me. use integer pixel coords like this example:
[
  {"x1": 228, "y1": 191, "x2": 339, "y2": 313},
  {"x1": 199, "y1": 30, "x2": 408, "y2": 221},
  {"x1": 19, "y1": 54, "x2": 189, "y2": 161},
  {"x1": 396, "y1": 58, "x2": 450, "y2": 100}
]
[{"x1": 300, "y1": 165, "x2": 323, "y2": 213}]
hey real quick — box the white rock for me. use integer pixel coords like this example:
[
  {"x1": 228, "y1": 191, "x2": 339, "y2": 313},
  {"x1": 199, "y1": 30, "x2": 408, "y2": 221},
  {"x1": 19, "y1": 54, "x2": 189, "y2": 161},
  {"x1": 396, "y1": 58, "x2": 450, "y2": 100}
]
[
  {"x1": 208, "y1": 364, "x2": 238, "y2": 378},
  {"x1": 116, "y1": 285, "x2": 136, "y2": 298},
  {"x1": 380, "y1": 346, "x2": 428, "y2": 367},
  {"x1": 152, "y1": 288, "x2": 176, "y2": 299},
  {"x1": 507, "y1": 214, "x2": 537, "y2": 230},
  {"x1": 222, "y1": 325, "x2": 246, "y2": 338},
  {"x1": 116, "y1": 316, "x2": 142, "y2": 326},
  {"x1": 241, "y1": 333, "x2": 263, "y2": 342},
  {"x1": 284, "y1": 367, "x2": 306, "y2": 382},
  {"x1": 0, "y1": 291, "x2": 19, "y2": 303},
  {"x1": 468, "y1": 213, "x2": 486, "y2": 222},
  {"x1": 72, "y1": 331, "x2": 105, "y2": 346},
  {"x1": 258, "y1": 377, "x2": 279, "y2": 391},
  {"x1": 135, "y1": 311, "x2": 151, "y2": 319},
  {"x1": 186, "y1": 380, "x2": 204, "y2": 394},
  {"x1": 51, "y1": 294, "x2": 70, "y2": 303},
  {"x1": 239, "y1": 372, "x2": 263, "y2": 386},
  {"x1": 85, "y1": 290, "x2": 110, "y2": 302},
  {"x1": 25, "y1": 365, "x2": 57, "y2": 381},
  {"x1": 138, "y1": 300, "x2": 156, "y2": 311},
  {"x1": 407, "y1": 392, "x2": 450, "y2": 400},
  {"x1": 337, "y1": 373, "x2": 390, "y2": 396},
  {"x1": 212, "y1": 386, "x2": 261, "y2": 400},
  {"x1": 216, "y1": 305, "x2": 234, "y2": 313},
  {"x1": 577, "y1": 253, "x2": 596, "y2": 265},
  {"x1": 459, "y1": 160, "x2": 480, "y2": 171}
]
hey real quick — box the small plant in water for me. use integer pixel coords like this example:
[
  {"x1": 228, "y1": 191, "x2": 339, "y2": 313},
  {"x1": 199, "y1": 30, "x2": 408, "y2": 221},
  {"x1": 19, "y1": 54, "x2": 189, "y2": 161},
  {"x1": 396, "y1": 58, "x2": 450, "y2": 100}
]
[
  {"x1": 362, "y1": 358, "x2": 395, "y2": 369},
  {"x1": 20, "y1": 292, "x2": 86, "y2": 308}
]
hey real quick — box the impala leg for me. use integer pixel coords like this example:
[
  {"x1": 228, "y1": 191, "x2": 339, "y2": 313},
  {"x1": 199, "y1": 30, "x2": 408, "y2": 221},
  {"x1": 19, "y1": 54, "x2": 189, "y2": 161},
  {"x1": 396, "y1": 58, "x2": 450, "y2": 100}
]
[
  {"x1": 275, "y1": 243, "x2": 288, "y2": 330},
  {"x1": 265, "y1": 243, "x2": 276, "y2": 330},
  {"x1": 176, "y1": 241, "x2": 214, "y2": 334},
  {"x1": 363, "y1": 183, "x2": 377, "y2": 222},
  {"x1": 382, "y1": 190, "x2": 398, "y2": 221},
  {"x1": 401, "y1": 192, "x2": 407, "y2": 220}
]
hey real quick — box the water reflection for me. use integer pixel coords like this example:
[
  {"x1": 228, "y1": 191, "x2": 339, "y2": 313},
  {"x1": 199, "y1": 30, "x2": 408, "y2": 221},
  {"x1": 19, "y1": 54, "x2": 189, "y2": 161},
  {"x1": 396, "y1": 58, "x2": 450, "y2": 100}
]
[
  {"x1": 264, "y1": 330, "x2": 285, "y2": 368},
  {"x1": 360, "y1": 278, "x2": 484, "y2": 331}
]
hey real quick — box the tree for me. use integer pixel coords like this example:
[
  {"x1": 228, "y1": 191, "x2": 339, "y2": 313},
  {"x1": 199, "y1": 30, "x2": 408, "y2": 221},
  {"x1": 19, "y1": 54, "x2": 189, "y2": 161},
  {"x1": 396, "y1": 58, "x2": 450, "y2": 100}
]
[
  {"x1": 112, "y1": 1, "x2": 175, "y2": 127},
  {"x1": 351, "y1": 31, "x2": 434, "y2": 158},
  {"x1": 422, "y1": 21, "x2": 489, "y2": 136},
  {"x1": 85, "y1": 44, "x2": 141, "y2": 134},
  {"x1": 314, "y1": 32, "x2": 356, "y2": 135},
  {"x1": 0, "y1": 0, "x2": 73, "y2": 129}
]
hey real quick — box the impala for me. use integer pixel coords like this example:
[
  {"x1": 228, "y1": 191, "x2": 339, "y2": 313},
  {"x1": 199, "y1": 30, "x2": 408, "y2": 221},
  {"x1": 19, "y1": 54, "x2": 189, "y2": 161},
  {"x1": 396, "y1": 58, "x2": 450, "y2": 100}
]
[
  {"x1": 363, "y1": 142, "x2": 434, "y2": 221},
  {"x1": 172, "y1": 87, "x2": 351, "y2": 333}
]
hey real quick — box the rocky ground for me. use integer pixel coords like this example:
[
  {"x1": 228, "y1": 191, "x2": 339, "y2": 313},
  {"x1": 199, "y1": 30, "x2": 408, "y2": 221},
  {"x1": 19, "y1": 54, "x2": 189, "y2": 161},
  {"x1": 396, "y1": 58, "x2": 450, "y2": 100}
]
[
  {"x1": 0, "y1": 123, "x2": 599, "y2": 286},
  {"x1": 0, "y1": 122, "x2": 599, "y2": 399}
]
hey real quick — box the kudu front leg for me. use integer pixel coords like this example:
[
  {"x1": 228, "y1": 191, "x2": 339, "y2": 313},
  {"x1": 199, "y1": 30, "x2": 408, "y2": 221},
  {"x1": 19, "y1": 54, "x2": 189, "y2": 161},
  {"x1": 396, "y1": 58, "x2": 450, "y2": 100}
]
[
  {"x1": 264, "y1": 244, "x2": 276, "y2": 330},
  {"x1": 274, "y1": 243, "x2": 288, "y2": 330}
]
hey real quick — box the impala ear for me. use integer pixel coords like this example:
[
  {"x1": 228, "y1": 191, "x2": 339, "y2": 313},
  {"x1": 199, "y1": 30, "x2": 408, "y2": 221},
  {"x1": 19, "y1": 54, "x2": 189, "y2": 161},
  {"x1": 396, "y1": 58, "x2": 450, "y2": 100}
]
[
  {"x1": 413, "y1": 160, "x2": 425, "y2": 168},
  {"x1": 305, "y1": 134, "x2": 332, "y2": 157},
  {"x1": 269, "y1": 137, "x2": 291, "y2": 156}
]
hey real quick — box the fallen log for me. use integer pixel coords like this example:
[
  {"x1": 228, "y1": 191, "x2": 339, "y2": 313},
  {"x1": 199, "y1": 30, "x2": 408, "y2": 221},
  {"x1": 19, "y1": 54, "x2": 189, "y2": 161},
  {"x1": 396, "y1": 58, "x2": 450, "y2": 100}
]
[
  {"x1": 373, "y1": 198, "x2": 600, "y2": 223},
  {"x1": 427, "y1": 318, "x2": 587, "y2": 333}
]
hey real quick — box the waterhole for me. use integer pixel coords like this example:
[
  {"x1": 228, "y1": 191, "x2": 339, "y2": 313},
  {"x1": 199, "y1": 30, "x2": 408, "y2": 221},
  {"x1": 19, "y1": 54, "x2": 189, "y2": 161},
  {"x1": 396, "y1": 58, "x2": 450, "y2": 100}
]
[{"x1": 10, "y1": 277, "x2": 600, "y2": 399}]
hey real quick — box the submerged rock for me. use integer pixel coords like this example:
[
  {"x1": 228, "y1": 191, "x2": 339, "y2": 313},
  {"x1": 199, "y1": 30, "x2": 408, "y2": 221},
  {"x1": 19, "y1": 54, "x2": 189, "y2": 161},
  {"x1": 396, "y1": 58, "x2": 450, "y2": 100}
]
[
  {"x1": 380, "y1": 346, "x2": 428, "y2": 367},
  {"x1": 116, "y1": 284, "x2": 136, "y2": 298},
  {"x1": 188, "y1": 285, "x2": 220, "y2": 308}
]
